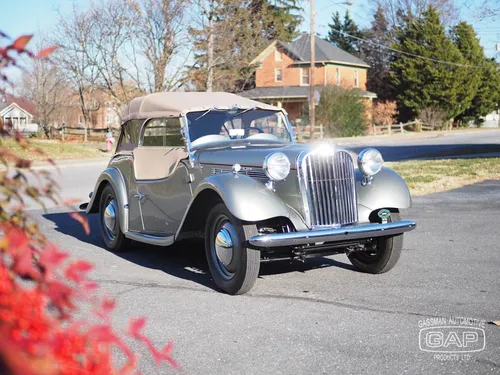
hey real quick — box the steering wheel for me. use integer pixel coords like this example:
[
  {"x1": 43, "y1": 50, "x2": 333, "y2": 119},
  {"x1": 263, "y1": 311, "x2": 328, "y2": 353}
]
[{"x1": 244, "y1": 127, "x2": 264, "y2": 136}]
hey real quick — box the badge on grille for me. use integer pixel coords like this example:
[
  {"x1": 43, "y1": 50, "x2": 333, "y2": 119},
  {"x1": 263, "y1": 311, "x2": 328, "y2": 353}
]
[{"x1": 377, "y1": 209, "x2": 391, "y2": 224}]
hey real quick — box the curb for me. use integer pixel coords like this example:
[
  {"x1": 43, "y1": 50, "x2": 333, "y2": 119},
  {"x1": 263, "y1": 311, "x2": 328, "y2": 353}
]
[{"x1": 0, "y1": 157, "x2": 110, "y2": 172}]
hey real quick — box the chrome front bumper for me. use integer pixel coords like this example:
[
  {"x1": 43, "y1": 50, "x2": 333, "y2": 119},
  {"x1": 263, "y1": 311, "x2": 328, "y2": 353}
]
[{"x1": 248, "y1": 220, "x2": 416, "y2": 248}]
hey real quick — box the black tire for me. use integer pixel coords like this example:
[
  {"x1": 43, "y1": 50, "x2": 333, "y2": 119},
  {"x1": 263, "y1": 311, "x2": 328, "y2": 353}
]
[
  {"x1": 205, "y1": 203, "x2": 260, "y2": 295},
  {"x1": 347, "y1": 211, "x2": 403, "y2": 274},
  {"x1": 99, "y1": 184, "x2": 130, "y2": 252}
]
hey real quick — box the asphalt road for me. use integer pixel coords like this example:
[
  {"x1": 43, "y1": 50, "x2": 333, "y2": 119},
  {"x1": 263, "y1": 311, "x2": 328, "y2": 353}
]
[
  {"x1": 23, "y1": 157, "x2": 500, "y2": 374},
  {"x1": 339, "y1": 129, "x2": 500, "y2": 161}
]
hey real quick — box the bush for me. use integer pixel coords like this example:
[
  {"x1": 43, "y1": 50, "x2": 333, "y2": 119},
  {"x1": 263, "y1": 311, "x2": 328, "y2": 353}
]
[
  {"x1": 418, "y1": 107, "x2": 448, "y2": 130},
  {"x1": 0, "y1": 33, "x2": 177, "y2": 374},
  {"x1": 315, "y1": 86, "x2": 368, "y2": 137}
]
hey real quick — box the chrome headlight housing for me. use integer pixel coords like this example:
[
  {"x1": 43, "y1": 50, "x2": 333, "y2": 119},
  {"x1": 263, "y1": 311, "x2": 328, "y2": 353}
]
[
  {"x1": 357, "y1": 148, "x2": 384, "y2": 176},
  {"x1": 263, "y1": 152, "x2": 290, "y2": 181}
]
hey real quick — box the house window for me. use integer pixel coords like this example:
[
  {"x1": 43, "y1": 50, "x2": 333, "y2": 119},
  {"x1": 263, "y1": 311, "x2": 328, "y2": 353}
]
[
  {"x1": 336, "y1": 68, "x2": 340, "y2": 85},
  {"x1": 275, "y1": 50, "x2": 282, "y2": 61},
  {"x1": 275, "y1": 69, "x2": 282, "y2": 82},
  {"x1": 354, "y1": 70, "x2": 359, "y2": 88},
  {"x1": 301, "y1": 68, "x2": 309, "y2": 85}
]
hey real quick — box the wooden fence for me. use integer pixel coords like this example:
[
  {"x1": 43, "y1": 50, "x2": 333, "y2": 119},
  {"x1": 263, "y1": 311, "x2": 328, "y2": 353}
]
[
  {"x1": 49, "y1": 126, "x2": 120, "y2": 141},
  {"x1": 293, "y1": 120, "x2": 434, "y2": 140}
]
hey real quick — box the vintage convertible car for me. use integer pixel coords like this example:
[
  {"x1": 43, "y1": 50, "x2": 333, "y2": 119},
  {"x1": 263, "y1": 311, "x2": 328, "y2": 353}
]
[{"x1": 82, "y1": 92, "x2": 416, "y2": 295}]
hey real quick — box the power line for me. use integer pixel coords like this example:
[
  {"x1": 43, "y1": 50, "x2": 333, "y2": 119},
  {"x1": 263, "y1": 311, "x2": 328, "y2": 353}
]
[{"x1": 330, "y1": 29, "x2": 487, "y2": 69}]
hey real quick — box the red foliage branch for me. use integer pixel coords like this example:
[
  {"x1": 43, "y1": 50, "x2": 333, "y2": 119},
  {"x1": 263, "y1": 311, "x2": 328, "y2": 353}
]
[{"x1": 0, "y1": 33, "x2": 177, "y2": 374}]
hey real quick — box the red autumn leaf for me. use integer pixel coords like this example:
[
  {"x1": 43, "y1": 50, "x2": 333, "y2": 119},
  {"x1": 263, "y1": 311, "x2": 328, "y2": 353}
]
[
  {"x1": 6, "y1": 227, "x2": 29, "y2": 252},
  {"x1": 45, "y1": 281, "x2": 75, "y2": 314},
  {"x1": 128, "y1": 318, "x2": 178, "y2": 368},
  {"x1": 69, "y1": 212, "x2": 90, "y2": 235},
  {"x1": 64, "y1": 260, "x2": 93, "y2": 284},
  {"x1": 12, "y1": 247, "x2": 38, "y2": 279},
  {"x1": 36, "y1": 46, "x2": 57, "y2": 59},
  {"x1": 12, "y1": 35, "x2": 32, "y2": 51}
]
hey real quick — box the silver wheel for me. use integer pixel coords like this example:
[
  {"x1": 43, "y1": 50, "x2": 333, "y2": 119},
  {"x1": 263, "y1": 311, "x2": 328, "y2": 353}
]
[
  {"x1": 99, "y1": 184, "x2": 130, "y2": 252},
  {"x1": 212, "y1": 216, "x2": 238, "y2": 280},
  {"x1": 103, "y1": 198, "x2": 118, "y2": 241},
  {"x1": 205, "y1": 203, "x2": 260, "y2": 295}
]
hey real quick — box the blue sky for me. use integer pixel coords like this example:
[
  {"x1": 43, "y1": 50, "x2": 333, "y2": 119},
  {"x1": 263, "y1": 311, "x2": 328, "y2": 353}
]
[{"x1": 1, "y1": 0, "x2": 499, "y2": 59}]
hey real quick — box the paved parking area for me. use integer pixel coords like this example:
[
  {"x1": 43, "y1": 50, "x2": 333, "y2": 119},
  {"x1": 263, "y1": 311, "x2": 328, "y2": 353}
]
[{"x1": 29, "y1": 180, "x2": 500, "y2": 374}]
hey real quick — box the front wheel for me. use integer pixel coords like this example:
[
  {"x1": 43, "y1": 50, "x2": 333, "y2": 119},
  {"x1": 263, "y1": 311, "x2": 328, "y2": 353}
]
[
  {"x1": 347, "y1": 211, "x2": 403, "y2": 274},
  {"x1": 99, "y1": 184, "x2": 130, "y2": 252},
  {"x1": 205, "y1": 203, "x2": 260, "y2": 295}
]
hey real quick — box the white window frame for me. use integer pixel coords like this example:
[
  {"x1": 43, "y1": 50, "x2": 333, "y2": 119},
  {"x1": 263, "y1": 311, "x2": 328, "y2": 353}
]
[
  {"x1": 275, "y1": 68, "x2": 283, "y2": 82},
  {"x1": 301, "y1": 67, "x2": 310, "y2": 86},
  {"x1": 354, "y1": 70, "x2": 359, "y2": 88}
]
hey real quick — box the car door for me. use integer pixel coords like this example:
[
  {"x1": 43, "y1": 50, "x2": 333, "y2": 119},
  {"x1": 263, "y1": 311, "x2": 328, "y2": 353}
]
[{"x1": 132, "y1": 117, "x2": 192, "y2": 234}]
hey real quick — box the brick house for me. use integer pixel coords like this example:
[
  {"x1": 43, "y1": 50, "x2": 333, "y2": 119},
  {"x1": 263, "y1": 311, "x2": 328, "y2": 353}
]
[{"x1": 240, "y1": 33, "x2": 376, "y2": 122}]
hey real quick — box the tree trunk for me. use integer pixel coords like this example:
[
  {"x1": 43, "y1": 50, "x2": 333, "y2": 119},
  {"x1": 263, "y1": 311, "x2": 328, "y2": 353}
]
[{"x1": 207, "y1": 15, "x2": 214, "y2": 92}]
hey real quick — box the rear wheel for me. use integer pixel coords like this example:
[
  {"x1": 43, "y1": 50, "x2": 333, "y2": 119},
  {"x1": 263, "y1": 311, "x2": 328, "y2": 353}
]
[
  {"x1": 205, "y1": 203, "x2": 260, "y2": 295},
  {"x1": 347, "y1": 211, "x2": 403, "y2": 274},
  {"x1": 99, "y1": 184, "x2": 130, "y2": 252}
]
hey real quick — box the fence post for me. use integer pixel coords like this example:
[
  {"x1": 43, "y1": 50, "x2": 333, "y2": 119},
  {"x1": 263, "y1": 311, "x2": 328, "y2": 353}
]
[
  {"x1": 388, "y1": 123, "x2": 392, "y2": 136},
  {"x1": 400, "y1": 122, "x2": 403, "y2": 133},
  {"x1": 320, "y1": 124, "x2": 324, "y2": 139}
]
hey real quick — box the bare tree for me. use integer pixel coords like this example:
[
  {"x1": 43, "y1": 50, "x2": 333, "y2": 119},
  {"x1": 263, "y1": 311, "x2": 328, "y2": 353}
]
[
  {"x1": 54, "y1": 4, "x2": 100, "y2": 142},
  {"x1": 138, "y1": 0, "x2": 190, "y2": 92},
  {"x1": 372, "y1": 0, "x2": 458, "y2": 31},
  {"x1": 20, "y1": 53, "x2": 69, "y2": 137}
]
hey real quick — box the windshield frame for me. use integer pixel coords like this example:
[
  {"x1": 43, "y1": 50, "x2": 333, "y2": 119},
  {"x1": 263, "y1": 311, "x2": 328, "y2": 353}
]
[{"x1": 181, "y1": 108, "x2": 296, "y2": 159}]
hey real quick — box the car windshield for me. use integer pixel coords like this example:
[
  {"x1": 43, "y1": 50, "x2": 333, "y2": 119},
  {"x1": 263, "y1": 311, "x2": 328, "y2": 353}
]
[{"x1": 186, "y1": 109, "x2": 293, "y2": 148}]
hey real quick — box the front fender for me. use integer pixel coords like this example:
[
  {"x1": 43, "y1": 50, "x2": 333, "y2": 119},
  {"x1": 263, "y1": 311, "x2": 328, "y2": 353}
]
[
  {"x1": 356, "y1": 167, "x2": 412, "y2": 223},
  {"x1": 86, "y1": 167, "x2": 129, "y2": 233},
  {"x1": 193, "y1": 173, "x2": 296, "y2": 223}
]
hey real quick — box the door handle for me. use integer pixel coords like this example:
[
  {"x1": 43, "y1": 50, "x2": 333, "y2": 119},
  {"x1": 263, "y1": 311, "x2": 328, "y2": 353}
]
[{"x1": 134, "y1": 193, "x2": 145, "y2": 201}]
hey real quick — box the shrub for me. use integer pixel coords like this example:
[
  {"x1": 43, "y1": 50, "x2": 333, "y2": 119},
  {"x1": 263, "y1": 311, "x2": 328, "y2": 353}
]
[
  {"x1": 418, "y1": 107, "x2": 448, "y2": 130},
  {"x1": 0, "y1": 33, "x2": 177, "y2": 374},
  {"x1": 315, "y1": 86, "x2": 368, "y2": 137}
]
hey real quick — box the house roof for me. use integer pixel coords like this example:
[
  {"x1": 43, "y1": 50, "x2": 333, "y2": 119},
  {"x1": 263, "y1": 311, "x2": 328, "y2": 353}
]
[
  {"x1": 120, "y1": 92, "x2": 282, "y2": 122},
  {"x1": 0, "y1": 102, "x2": 35, "y2": 118},
  {"x1": 251, "y1": 34, "x2": 369, "y2": 68},
  {"x1": 1, "y1": 94, "x2": 36, "y2": 115},
  {"x1": 239, "y1": 86, "x2": 377, "y2": 100}
]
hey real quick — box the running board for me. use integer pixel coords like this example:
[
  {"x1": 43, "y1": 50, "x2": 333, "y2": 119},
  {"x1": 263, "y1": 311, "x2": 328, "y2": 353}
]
[{"x1": 125, "y1": 232, "x2": 175, "y2": 246}]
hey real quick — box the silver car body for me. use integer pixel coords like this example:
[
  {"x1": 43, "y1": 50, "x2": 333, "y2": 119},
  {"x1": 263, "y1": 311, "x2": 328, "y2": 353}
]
[{"x1": 85, "y1": 92, "x2": 415, "y2": 249}]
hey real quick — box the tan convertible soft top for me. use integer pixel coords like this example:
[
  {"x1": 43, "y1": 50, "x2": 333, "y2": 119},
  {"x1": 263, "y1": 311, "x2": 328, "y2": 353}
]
[{"x1": 120, "y1": 92, "x2": 283, "y2": 123}]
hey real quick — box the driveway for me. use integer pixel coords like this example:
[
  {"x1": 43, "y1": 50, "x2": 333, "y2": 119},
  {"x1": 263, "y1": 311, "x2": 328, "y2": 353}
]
[{"x1": 28, "y1": 180, "x2": 500, "y2": 374}]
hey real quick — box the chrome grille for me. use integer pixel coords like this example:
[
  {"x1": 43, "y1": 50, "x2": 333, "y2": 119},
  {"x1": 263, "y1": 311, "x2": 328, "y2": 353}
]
[
  {"x1": 211, "y1": 167, "x2": 267, "y2": 180},
  {"x1": 298, "y1": 150, "x2": 358, "y2": 228}
]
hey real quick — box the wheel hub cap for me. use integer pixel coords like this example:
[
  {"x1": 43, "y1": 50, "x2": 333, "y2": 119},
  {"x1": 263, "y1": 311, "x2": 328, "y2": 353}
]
[
  {"x1": 104, "y1": 199, "x2": 117, "y2": 234},
  {"x1": 215, "y1": 223, "x2": 235, "y2": 267}
]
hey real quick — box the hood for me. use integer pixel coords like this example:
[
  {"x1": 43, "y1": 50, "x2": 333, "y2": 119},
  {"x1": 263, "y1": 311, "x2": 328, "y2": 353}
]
[{"x1": 196, "y1": 142, "x2": 346, "y2": 169}]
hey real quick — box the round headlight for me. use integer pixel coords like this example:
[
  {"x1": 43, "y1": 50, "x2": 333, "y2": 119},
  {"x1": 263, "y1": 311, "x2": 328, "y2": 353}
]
[
  {"x1": 358, "y1": 148, "x2": 384, "y2": 176},
  {"x1": 263, "y1": 152, "x2": 290, "y2": 181}
]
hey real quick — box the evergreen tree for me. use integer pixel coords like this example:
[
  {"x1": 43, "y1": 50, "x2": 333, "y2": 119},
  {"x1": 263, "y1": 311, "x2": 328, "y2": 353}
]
[
  {"x1": 189, "y1": 0, "x2": 301, "y2": 92},
  {"x1": 458, "y1": 58, "x2": 500, "y2": 125},
  {"x1": 327, "y1": 10, "x2": 364, "y2": 56},
  {"x1": 390, "y1": 6, "x2": 468, "y2": 120},
  {"x1": 363, "y1": 4, "x2": 394, "y2": 100},
  {"x1": 451, "y1": 22, "x2": 483, "y2": 123}
]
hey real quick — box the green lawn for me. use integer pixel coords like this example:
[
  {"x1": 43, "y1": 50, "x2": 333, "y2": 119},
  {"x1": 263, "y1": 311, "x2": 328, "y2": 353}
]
[
  {"x1": 387, "y1": 157, "x2": 500, "y2": 196},
  {"x1": 0, "y1": 139, "x2": 104, "y2": 161}
]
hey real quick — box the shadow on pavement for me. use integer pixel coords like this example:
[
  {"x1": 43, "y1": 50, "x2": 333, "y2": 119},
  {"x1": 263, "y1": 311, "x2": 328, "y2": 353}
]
[
  {"x1": 346, "y1": 143, "x2": 500, "y2": 162},
  {"x1": 43, "y1": 211, "x2": 351, "y2": 289}
]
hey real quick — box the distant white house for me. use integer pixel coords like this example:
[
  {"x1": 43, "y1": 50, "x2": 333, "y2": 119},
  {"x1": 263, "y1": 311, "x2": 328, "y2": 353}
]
[
  {"x1": 0, "y1": 102, "x2": 38, "y2": 132},
  {"x1": 479, "y1": 110, "x2": 500, "y2": 128}
]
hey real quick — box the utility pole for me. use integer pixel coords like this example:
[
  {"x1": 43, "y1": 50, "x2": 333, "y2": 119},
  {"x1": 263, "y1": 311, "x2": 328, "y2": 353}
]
[{"x1": 309, "y1": 0, "x2": 315, "y2": 140}]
